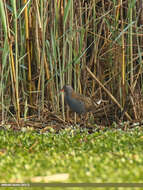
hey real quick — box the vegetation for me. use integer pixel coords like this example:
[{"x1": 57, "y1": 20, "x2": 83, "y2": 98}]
[
  {"x1": 0, "y1": 127, "x2": 143, "y2": 184},
  {"x1": 0, "y1": 0, "x2": 143, "y2": 125},
  {"x1": 1, "y1": 1, "x2": 143, "y2": 188}
]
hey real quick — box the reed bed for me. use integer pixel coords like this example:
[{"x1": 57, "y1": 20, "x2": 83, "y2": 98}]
[{"x1": 0, "y1": 0, "x2": 143, "y2": 126}]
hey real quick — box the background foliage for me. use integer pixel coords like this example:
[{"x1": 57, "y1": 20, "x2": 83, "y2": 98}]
[{"x1": 0, "y1": 0, "x2": 143, "y2": 124}]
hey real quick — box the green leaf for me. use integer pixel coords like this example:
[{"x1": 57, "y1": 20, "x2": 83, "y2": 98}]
[{"x1": 63, "y1": 0, "x2": 71, "y2": 26}]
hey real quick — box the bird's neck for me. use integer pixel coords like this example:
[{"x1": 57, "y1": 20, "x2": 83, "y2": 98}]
[
  {"x1": 65, "y1": 92, "x2": 71, "y2": 98},
  {"x1": 65, "y1": 91, "x2": 73, "y2": 99}
]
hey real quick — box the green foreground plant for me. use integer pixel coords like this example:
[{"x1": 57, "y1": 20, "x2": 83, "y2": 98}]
[{"x1": 0, "y1": 127, "x2": 143, "y2": 185}]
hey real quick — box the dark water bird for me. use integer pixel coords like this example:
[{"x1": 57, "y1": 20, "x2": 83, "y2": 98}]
[{"x1": 60, "y1": 85, "x2": 98, "y2": 114}]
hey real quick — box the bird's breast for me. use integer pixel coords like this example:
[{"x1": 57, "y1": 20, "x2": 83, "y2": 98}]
[{"x1": 65, "y1": 96, "x2": 85, "y2": 114}]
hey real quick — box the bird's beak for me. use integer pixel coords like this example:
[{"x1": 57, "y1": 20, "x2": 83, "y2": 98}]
[{"x1": 60, "y1": 88, "x2": 64, "y2": 92}]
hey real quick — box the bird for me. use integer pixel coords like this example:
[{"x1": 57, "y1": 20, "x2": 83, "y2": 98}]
[{"x1": 60, "y1": 85, "x2": 97, "y2": 114}]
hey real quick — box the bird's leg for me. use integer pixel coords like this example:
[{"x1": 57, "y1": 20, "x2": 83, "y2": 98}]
[
  {"x1": 66, "y1": 107, "x2": 76, "y2": 124},
  {"x1": 74, "y1": 113, "x2": 77, "y2": 124},
  {"x1": 66, "y1": 105, "x2": 70, "y2": 122}
]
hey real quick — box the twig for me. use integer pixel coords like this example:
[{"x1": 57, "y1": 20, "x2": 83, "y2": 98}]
[{"x1": 86, "y1": 66, "x2": 132, "y2": 121}]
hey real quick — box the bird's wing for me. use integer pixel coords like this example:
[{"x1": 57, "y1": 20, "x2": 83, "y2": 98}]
[{"x1": 72, "y1": 92, "x2": 93, "y2": 106}]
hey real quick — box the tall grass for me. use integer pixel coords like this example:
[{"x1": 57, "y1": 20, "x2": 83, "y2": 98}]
[{"x1": 0, "y1": 0, "x2": 143, "y2": 124}]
